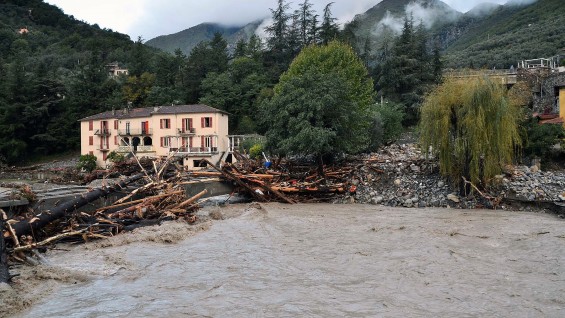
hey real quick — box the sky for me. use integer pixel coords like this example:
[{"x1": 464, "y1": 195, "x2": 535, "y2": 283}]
[{"x1": 44, "y1": 0, "x2": 511, "y2": 40}]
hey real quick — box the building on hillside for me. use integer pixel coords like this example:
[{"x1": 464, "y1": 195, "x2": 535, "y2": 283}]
[
  {"x1": 517, "y1": 52, "x2": 565, "y2": 128},
  {"x1": 106, "y1": 62, "x2": 129, "y2": 77},
  {"x1": 79, "y1": 104, "x2": 237, "y2": 169}
]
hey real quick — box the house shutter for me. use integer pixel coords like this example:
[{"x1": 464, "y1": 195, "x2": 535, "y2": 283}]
[
  {"x1": 114, "y1": 136, "x2": 118, "y2": 145},
  {"x1": 89, "y1": 120, "x2": 93, "y2": 131},
  {"x1": 100, "y1": 137, "x2": 103, "y2": 149},
  {"x1": 189, "y1": 136, "x2": 193, "y2": 147},
  {"x1": 182, "y1": 118, "x2": 186, "y2": 132},
  {"x1": 114, "y1": 120, "x2": 118, "y2": 130},
  {"x1": 160, "y1": 137, "x2": 163, "y2": 147},
  {"x1": 103, "y1": 152, "x2": 107, "y2": 161},
  {"x1": 201, "y1": 117, "x2": 205, "y2": 128},
  {"x1": 89, "y1": 136, "x2": 93, "y2": 145},
  {"x1": 160, "y1": 119, "x2": 163, "y2": 129},
  {"x1": 201, "y1": 136, "x2": 205, "y2": 148},
  {"x1": 189, "y1": 118, "x2": 193, "y2": 130},
  {"x1": 210, "y1": 117, "x2": 213, "y2": 128}
]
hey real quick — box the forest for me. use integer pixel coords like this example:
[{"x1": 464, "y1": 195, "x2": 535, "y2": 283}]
[{"x1": 0, "y1": 0, "x2": 545, "y2": 166}]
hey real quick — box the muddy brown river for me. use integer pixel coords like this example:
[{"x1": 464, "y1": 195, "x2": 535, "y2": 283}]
[{"x1": 3, "y1": 203, "x2": 565, "y2": 317}]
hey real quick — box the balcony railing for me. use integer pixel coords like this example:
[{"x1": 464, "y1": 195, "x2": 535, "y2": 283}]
[
  {"x1": 94, "y1": 129, "x2": 111, "y2": 136},
  {"x1": 178, "y1": 128, "x2": 196, "y2": 135},
  {"x1": 117, "y1": 129, "x2": 153, "y2": 136},
  {"x1": 116, "y1": 145, "x2": 154, "y2": 153},
  {"x1": 170, "y1": 147, "x2": 218, "y2": 156},
  {"x1": 97, "y1": 146, "x2": 111, "y2": 152}
]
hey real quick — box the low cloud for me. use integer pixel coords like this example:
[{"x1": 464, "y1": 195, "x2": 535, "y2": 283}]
[
  {"x1": 373, "y1": 1, "x2": 461, "y2": 37},
  {"x1": 505, "y1": 0, "x2": 538, "y2": 7}
]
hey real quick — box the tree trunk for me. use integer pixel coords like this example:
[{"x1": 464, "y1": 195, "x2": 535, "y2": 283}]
[
  {"x1": 10, "y1": 173, "x2": 147, "y2": 238},
  {"x1": 0, "y1": 217, "x2": 9, "y2": 284}
]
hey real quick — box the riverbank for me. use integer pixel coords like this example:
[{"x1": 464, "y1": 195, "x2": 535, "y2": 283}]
[{"x1": 3, "y1": 203, "x2": 564, "y2": 317}]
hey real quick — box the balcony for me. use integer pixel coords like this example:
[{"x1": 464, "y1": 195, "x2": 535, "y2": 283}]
[
  {"x1": 117, "y1": 129, "x2": 153, "y2": 136},
  {"x1": 116, "y1": 146, "x2": 155, "y2": 153},
  {"x1": 97, "y1": 146, "x2": 111, "y2": 152},
  {"x1": 94, "y1": 129, "x2": 111, "y2": 136},
  {"x1": 170, "y1": 147, "x2": 218, "y2": 156},
  {"x1": 178, "y1": 128, "x2": 196, "y2": 135}
]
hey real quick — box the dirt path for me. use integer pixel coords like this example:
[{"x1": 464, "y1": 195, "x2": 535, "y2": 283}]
[{"x1": 3, "y1": 204, "x2": 565, "y2": 317}]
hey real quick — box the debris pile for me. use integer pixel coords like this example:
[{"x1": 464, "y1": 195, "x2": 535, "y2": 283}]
[
  {"x1": 498, "y1": 165, "x2": 565, "y2": 202},
  {"x1": 348, "y1": 144, "x2": 565, "y2": 210},
  {"x1": 190, "y1": 158, "x2": 354, "y2": 204},
  {"x1": 1, "y1": 155, "x2": 206, "y2": 273}
]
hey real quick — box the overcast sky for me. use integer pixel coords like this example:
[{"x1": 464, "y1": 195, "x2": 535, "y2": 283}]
[{"x1": 44, "y1": 0, "x2": 509, "y2": 40}]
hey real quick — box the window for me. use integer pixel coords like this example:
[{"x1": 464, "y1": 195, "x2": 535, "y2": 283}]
[
  {"x1": 126, "y1": 122, "x2": 131, "y2": 134},
  {"x1": 89, "y1": 120, "x2": 93, "y2": 131},
  {"x1": 182, "y1": 118, "x2": 193, "y2": 132},
  {"x1": 89, "y1": 151, "x2": 93, "y2": 156},
  {"x1": 193, "y1": 160, "x2": 207, "y2": 168},
  {"x1": 160, "y1": 118, "x2": 171, "y2": 129},
  {"x1": 89, "y1": 136, "x2": 93, "y2": 146},
  {"x1": 114, "y1": 120, "x2": 118, "y2": 130},
  {"x1": 160, "y1": 137, "x2": 170, "y2": 147},
  {"x1": 201, "y1": 117, "x2": 212, "y2": 128}
]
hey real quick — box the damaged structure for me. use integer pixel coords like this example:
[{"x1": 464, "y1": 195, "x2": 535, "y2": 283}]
[
  {"x1": 80, "y1": 104, "x2": 237, "y2": 170},
  {"x1": 518, "y1": 51, "x2": 565, "y2": 126}
]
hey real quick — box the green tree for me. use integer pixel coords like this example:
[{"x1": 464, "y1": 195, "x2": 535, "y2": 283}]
[
  {"x1": 262, "y1": 41, "x2": 375, "y2": 170},
  {"x1": 319, "y1": 3, "x2": 339, "y2": 45},
  {"x1": 420, "y1": 76, "x2": 522, "y2": 194}
]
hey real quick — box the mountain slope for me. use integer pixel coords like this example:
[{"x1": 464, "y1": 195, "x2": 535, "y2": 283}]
[
  {"x1": 351, "y1": 0, "x2": 461, "y2": 43},
  {"x1": 439, "y1": 0, "x2": 565, "y2": 68},
  {"x1": 146, "y1": 21, "x2": 262, "y2": 55}
]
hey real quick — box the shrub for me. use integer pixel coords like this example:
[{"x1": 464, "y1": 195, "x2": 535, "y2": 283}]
[
  {"x1": 367, "y1": 101, "x2": 405, "y2": 151},
  {"x1": 249, "y1": 144, "x2": 264, "y2": 159},
  {"x1": 77, "y1": 154, "x2": 97, "y2": 172},
  {"x1": 523, "y1": 118, "x2": 565, "y2": 160},
  {"x1": 107, "y1": 151, "x2": 125, "y2": 163}
]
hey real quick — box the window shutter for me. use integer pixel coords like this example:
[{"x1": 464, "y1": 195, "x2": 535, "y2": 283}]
[
  {"x1": 100, "y1": 137, "x2": 103, "y2": 149},
  {"x1": 189, "y1": 136, "x2": 193, "y2": 147},
  {"x1": 160, "y1": 137, "x2": 163, "y2": 147},
  {"x1": 89, "y1": 136, "x2": 93, "y2": 145},
  {"x1": 201, "y1": 136, "x2": 205, "y2": 148},
  {"x1": 210, "y1": 117, "x2": 213, "y2": 127},
  {"x1": 189, "y1": 118, "x2": 193, "y2": 129},
  {"x1": 182, "y1": 118, "x2": 186, "y2": 132},
  {"x1": 160, "y1": 119, "x2": 163, "y2": 129},
  {"x1": 114, "y1": 120, "x2": 118, "y2": 130},
  {"x1": 89, "y1": 120, "x2": 93, "y2": 131},
  {"x1": 114, "y1": 136, "x2": 118, "y2": 145},
  {"x1": 201, "y1": 117, "x2": 205, "y2": 128}
]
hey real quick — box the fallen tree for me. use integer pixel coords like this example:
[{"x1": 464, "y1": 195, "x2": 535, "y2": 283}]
[{"x1": 8, "y1": 172, "x2": 147, "y2": 238}]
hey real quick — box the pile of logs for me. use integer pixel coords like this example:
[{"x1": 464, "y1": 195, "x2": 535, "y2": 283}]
[
  {"x1": 1, "y1": 155, "x2": 209, "y2": 274},
  {"x1": 193, "y1": 157, "x2": 356, "y2": 204}
]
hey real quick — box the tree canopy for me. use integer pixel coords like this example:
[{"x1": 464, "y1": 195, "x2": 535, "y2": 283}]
[{"x1": 262, "y1": 41, "x2": 375, "y2": 161}]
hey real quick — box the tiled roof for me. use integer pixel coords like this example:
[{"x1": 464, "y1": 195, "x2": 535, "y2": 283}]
[{"x1": 79, "y1": 104, "x2": 227, "y2": 121}]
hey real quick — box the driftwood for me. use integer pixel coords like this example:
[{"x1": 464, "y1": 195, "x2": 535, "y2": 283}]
[
  {"x1": 11, "y1": 229, "x2": 87, "y2": 253},
  {"x1": 8, "y1": 172, "x2": 147, "y2": 238},
  {"x1": 0, "y1": 214, "x2": 9, "y2": 283}
]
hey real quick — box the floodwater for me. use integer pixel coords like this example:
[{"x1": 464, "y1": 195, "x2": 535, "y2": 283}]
[{"x1": 7, "y1": 204, "x2": 565, "y2": 317}]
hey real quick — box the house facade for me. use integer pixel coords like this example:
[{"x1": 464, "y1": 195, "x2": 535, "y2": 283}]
[{"x1": 80, "y1": 105, "x2": 232, "y2": 169}]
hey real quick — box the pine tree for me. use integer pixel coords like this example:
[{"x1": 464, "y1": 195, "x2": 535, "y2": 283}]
[{"x1": 320, "y1": 3, "x2": 339, "y2": 45}]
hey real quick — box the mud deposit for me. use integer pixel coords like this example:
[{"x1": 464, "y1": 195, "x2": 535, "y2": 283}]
[{"x1": 4, "y1": 204, "x2": 565, "y2": 317}]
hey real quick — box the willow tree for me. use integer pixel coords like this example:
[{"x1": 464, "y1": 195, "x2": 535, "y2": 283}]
[{"x1": 420, "y1": 76, "x2": 521, "y2": 193}]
